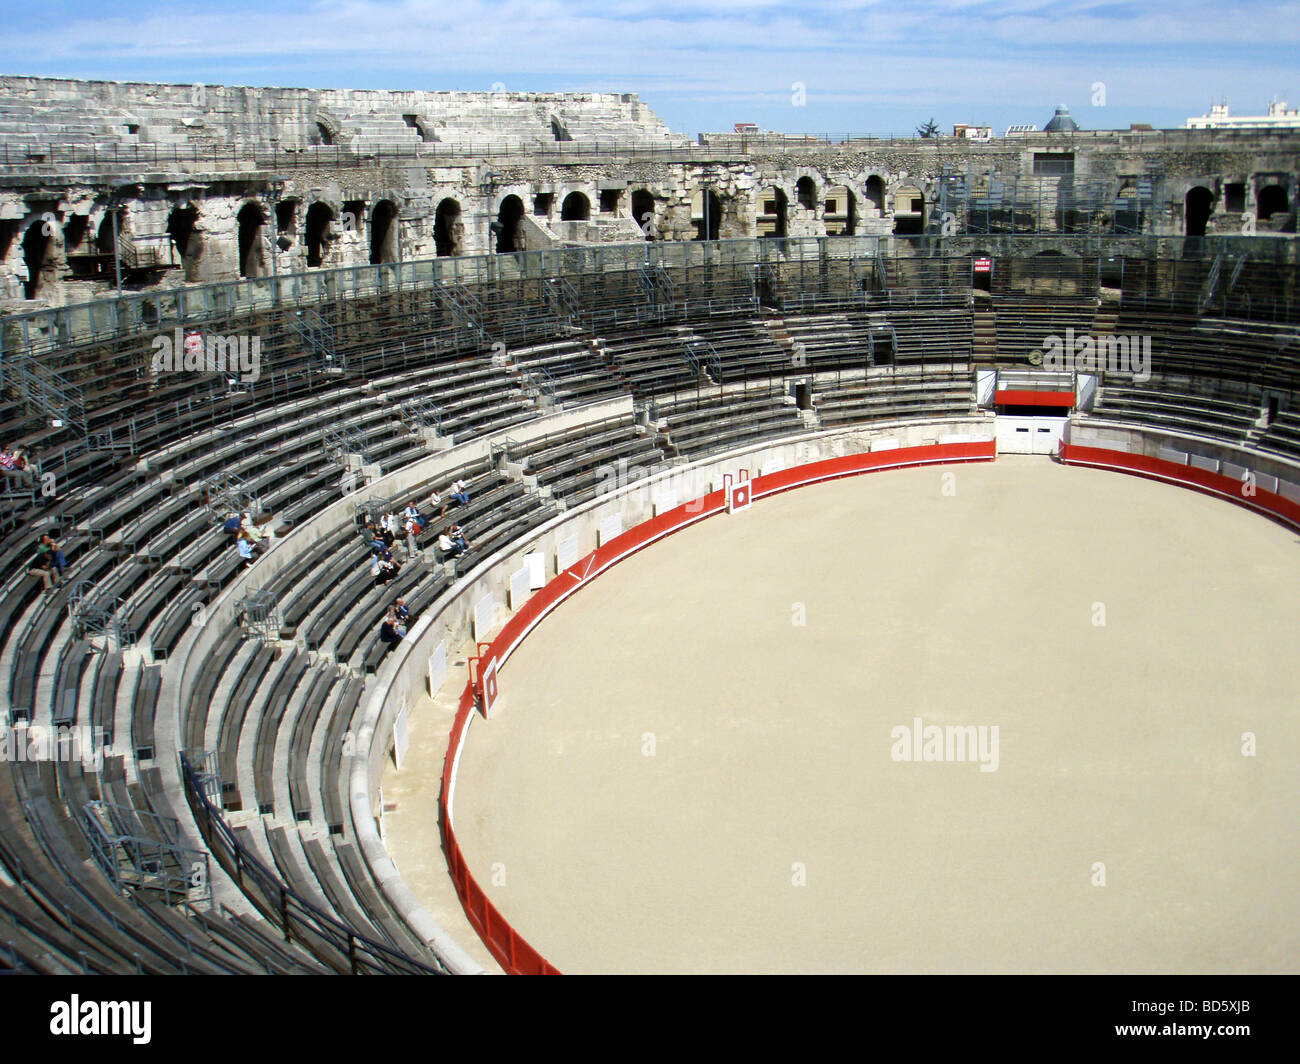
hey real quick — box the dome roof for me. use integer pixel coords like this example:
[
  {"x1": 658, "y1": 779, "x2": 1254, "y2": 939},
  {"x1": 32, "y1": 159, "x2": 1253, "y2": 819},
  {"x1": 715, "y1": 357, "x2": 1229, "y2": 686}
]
[{"x1": 1044, "y1": 104, "x2": 1079, "y2": 132}]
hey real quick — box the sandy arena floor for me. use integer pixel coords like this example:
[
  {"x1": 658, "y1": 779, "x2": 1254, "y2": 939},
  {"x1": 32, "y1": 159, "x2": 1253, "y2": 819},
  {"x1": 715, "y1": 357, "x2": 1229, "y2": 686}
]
[{"x1": 389, "y1": 456, "x2": 1300, "y2": 974}]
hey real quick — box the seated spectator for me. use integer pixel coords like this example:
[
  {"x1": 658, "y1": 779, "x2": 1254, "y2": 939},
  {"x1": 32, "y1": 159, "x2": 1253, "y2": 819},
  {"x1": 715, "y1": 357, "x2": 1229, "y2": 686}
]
[
  {"x1": 2, "y1": 444, "x2": 34, "y2": 485},
  {"x1": 429, "y1": 488, "x2": 445, "y2": 518},
  {"x1": 436, "y1": 531, "x2": 463, "y2": 559},
  {"x1": 450, "y1": 524, "x2": 471, "y2": 554},
  {"x1": 393, "y1": 598, "x2": 410, "y2": 627},
  {"x1": 223, "y1": 513, "x2": 242, "y2": 535},
  {"x1": 236, "y1": 533, "x2": 257, "y2": 566},
  {"x1": 241, "y1": 512, "x2": 269, "y2": 546},
  {"x1": 449, "y1": 479, "x2": 470, "y2": 507},
  {"x1": 30, "y1": 551, "x2": 58, "y2": 592},
  {"x1": 371, "y1": 554, "x2": 400, "y2": 586},
  {"x1": 386, "y1": 605, "x2": 408, "y2": 639},
  {"x1": 379, "y1": 613, "x2": 403, "y2": 646},
  {"x1": 37, "y1": 533, "x2": 66, "y2": 577}
]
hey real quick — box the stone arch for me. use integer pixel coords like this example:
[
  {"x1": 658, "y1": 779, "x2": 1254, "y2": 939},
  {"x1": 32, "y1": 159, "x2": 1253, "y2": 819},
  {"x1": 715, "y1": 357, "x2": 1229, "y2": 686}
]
[
  {"x1": 1257, "y1": 184, "x2": 1290, "y2": 223},
  {"x1": 21, "y1": 216, "x2": 54, "y2": 299},
  {"x1": 631, "y1": 189, "x2": 656, "y2": 239},
  {"x1": 892, "y1": 185, "x2": 924, "y2": 235},
  {"x1": 495, "y1": 194, "x2": 525, "y2": 253},
  {"x1": 1185, "y1": 186, "x2": 1214, "y2": 237},
  {"x1": 304, "y1": 201, "x2": 335, "y2": 268},
  {"x1": 236, "y1": 201, "x2": 268, "y2": 278},
  {"x1": 824, "y1": 184, "x2": 856, "y2": 235},
  {"x1": 865, "y1": 175, "x2": 885, "y2": 214},
  {"x1": 369, "y1": 199, "x2": 399, "y2": 264},
  {"x1": 560, "y1": 191, "x2": 590, "y2": 221},
  {"x1": 795, "y1": 175, "x2": 818, "y2": 212},
  {"x1": 434, "y1": 198, "x2": 462, "y2": 256},
  {"x1": 757, "y1": 186, "x2": 788, "y2": 238},
  {"x1": 550, "y1": 115, "x2": 571, "y2": 142},
  {"x1": 167, "y1": 203, "x2": 200, "y2": 279},
  {"x1": 315, "y1": 110, "x2": 341, "y2": 146}
]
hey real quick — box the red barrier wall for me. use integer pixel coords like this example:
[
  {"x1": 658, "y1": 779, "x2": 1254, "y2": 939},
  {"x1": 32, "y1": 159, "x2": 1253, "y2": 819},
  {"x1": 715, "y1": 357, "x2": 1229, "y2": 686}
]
[
  {"x1": 1060, "y1": 442, "x2": 1300, "y2": 532},
  {"x1": 437, "y1": 439, "x2": 995, "y2": 974}
]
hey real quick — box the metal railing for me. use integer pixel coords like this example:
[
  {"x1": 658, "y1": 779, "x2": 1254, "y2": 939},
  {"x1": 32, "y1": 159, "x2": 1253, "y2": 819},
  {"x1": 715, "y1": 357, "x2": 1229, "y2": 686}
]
[{"x1": 179, "y1": 751, "x2": 444, "y2": 975}]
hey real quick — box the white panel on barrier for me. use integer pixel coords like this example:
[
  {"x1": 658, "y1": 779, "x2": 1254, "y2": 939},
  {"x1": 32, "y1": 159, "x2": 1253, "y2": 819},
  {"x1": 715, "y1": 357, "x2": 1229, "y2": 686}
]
[
  {"x1": 1223, "y1": 462, "x2": 1248, "y2": 484},
  {"x1": 524, "y1": 550, "x2": 546, "y2": 590},
  {"x1": 1190, "y1": 454, "x2": 1219, "y2": 473},
  {"x1": 598, "y1": 513, "x2": 624, "y2": 546},
  {"x1": 1280, "y1": 480, "x2": 1300, "y2": 504},
  {"x1": 1158, "y1": 447, "x2": 1189, "y2": 465},
  {"x1": 872, "y1": 437, "x2": 900, "y2": 451},
  {"x1": 761, "y1": 458, "x2": 784, "y2": 476},
  {"x1": 652, "y1": 490, "x2": 679, "y2": 516},
  {"x1": 473, "y1": 592, "x2": 496, "y2": 641},
  {"x1": 393, "y1": 702, "x2": 410, "y2": 771},
  {"x1": 556, "y1": 532, "x2": 580, "y2": 573},
  {"x1": 1257, "y1": 473, "x2": 1279, "y2": 495},
  {"x1": 508, "y1": 564, "x2": 531, "y2": 610},
  {"x1": 939, "y1": 433, "x2": 982, "y2": 445},
  {"x1": 427, "y1": 640, "x2": 447, "y2": 697}
]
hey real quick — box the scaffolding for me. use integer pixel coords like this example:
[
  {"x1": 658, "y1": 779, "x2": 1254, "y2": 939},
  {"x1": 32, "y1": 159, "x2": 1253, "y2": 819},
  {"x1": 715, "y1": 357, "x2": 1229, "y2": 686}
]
[
  {"x1": 200, "y1": 469, "x2": 259, "y2": 523},
  {"x1": 68, "y1": 580, "x2": 136, "y2": 652},
  {"x1": 0, "y1": 353, "x2": 88, "y2": 436},
  {"x1": 289, "y1": 306, "x2": 342, "y2": 372},
  {"x1": 321, "y1": 422, "x2": 371, "y2": 466},
  {"x1": 433, "y1": 280, "x2": 488, "y2": 345},
  {"x1": 234, "y1": 587, "x2": 281, "y2": 641}
]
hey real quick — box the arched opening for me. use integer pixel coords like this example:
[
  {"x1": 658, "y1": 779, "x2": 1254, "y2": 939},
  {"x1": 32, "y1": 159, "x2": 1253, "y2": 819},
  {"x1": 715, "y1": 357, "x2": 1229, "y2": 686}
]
[
  {"x1": 795, "y1": 176, "x2": 817, "y2": 211},
  {"x1": 631, "y1": 189, "x2": 655, "y2": 239},
  {"x1": 304, "y1": 202, "x2": 334, "y2": 268},
  {"x1": 369, "y1": 199, "x2": 399, "y2": 264},
  {"x1": 560, "y1": 191, "x2": 590, "y2": 221},
  {"x1": 824, "y1": 185, "x2": 856, "y2": 235},
  {"x1": 757, "y1": 187, "x2": 787, "y2": 238},
  {"x1": 550, "y1": 116, "x2": 571, "y2": 142},
  {"x1": 692, "y1": 189, "x2": 721, "y2": 241},
  {"x1": 236, "y1": 201, "x2": 268, "y2": 278},
  {"x1": 275, "y1": 199, "x2": 298, "y2": 252},
  {"x1": 893, "y1": 186, "x2": 924, "y2": 235},
  {"x1": 95, "y1": 209, "x2": 121, "y2": 259},
  {"x1": 1257, "y1": 185, "x2": 1290, "y2": 224},
  {"x1": 1185, "y1": 186, "x2": 1214, "y2": 237},
  {"x1": 21, "y1": 218, "x2": 53, "y2": 299},
  {"x1": 434, "y1": 198, "x2": 462, "y2": 257},
  {"x1": 169, "y1": 204, "x2": 198, "y2": 265},
  {"x1": 495, "y1": 195, "x2": 525, "y2": 253},
  {"x1": 865, "y1": 176, "x2": 885, "y2": 214}
]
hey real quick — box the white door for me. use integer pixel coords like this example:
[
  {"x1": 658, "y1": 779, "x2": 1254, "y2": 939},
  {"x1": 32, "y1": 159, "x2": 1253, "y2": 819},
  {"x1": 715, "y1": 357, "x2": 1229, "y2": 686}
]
[{"x1": 997, "y1": 416, "x2": 1066, "y2": 455}]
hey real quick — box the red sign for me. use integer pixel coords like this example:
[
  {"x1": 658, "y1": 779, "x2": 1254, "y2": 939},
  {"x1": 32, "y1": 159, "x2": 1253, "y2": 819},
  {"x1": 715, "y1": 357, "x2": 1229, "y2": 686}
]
[{"x1": 973, "y1": 257, "x2": 992, "y2": 273}]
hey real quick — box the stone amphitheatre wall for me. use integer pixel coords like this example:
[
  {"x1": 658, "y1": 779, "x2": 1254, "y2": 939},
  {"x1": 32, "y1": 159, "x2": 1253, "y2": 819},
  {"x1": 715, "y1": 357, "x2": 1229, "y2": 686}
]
[{"x1": 0, "y1": 76, "x2": 1296, "y2": 307}]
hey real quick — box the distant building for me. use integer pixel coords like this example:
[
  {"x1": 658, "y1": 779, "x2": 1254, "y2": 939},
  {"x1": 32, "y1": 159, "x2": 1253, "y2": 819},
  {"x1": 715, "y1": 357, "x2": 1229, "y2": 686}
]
[
  {"x1": 1185, "y1": 99, "x2": 1300, "y2": 129},
  {"x1": 733, "y1": 122, "x2": 759, "y2": 134},
  {"x1": 1043, "y1": 105, "x2": 1079, "y2": 133},
  {"x1": 953, "y1": 123, "x2": 993, "y2": 141}
]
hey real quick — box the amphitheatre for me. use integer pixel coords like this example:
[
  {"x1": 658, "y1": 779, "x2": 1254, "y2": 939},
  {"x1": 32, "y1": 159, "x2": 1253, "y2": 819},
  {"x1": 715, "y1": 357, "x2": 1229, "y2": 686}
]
[{"x1": 0, "y1": 76, "x2": 1297, "y2": 975}]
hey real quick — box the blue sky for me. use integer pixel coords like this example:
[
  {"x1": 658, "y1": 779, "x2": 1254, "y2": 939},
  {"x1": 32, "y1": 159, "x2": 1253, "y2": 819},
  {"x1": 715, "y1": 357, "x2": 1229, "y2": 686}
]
[{"x1": 1, "y1": 0, "x2": 1296, "y2": 136}]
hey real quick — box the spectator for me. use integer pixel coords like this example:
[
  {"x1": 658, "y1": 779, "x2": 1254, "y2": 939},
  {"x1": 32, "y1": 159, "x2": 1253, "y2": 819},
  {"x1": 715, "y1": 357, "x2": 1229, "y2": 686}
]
[
  {"x1": 371, "y1": 553, "x2": 400, "y2": 586},
  {"x1": 429, "y1": 488, "x2": 445, "y2": 518},
  {"x1": 436, "y1": 531, "x2": 463, "y2": 559},
  {"x1": 37, "y1": 533, "x2": 66, "y2": 578},
  {"x1": 449, "y1": 479, "x2": 470, "y2": 507},
  {"x1": 1, "y1": 444, "x2": 34, "y2": 485},
  {"x1": 379, "y1": 612, "x2": 403, "y2": 646},
  {"x1": 450, "y1": 524, "x2": 471, "y2": 554},
  {"x1": 222, "y1": 513, "x2": 242, "y2": 535},
  {"x1": 241, "y1": 512, "x2": 269, "y2": 547},
  {"x1": 403, "y1": 501, "x2": 424, "y2": 534},
  {"x1": 30, "y1": 551, "x2": 58, "y2": 592},
  {"x1": 393, "y1": 598, "x2": 410, "y2": 628},
  {"x1": 236, "y1": 533, "x2": 257, "y2": 566},
  {"x1": 387, "y1": 605, "x2": 408, "y2": 639}
]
